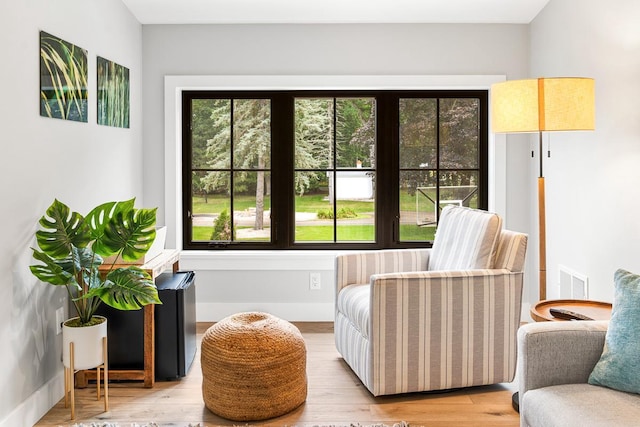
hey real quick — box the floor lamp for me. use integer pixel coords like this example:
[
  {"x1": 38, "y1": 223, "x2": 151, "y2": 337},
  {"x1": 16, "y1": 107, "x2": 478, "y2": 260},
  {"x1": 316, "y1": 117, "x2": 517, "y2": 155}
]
[{"x1": 490, "y1": 77, "x2": 595, "y2": 301}]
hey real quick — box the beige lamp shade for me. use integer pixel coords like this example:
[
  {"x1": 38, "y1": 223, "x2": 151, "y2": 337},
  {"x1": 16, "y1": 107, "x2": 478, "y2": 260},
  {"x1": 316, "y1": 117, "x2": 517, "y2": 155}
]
[{"x1": 491, "y1": 77, "x2": 595, "y2": 133}]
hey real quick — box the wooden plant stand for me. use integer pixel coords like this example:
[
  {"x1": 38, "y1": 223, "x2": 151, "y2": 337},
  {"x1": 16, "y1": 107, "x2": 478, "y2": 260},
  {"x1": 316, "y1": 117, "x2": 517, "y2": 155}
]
[{"x1": 64, "y1": 337, "x2": 108, "y2": 419}]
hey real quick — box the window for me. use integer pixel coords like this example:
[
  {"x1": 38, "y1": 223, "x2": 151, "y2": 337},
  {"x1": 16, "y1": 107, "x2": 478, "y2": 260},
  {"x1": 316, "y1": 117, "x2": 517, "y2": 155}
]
[
  {"x1": 294, "y1": 97, "x2": 376, "y2": 243},
  {"x1": 399, "y1": 97, "x2": 483, "y2": 241},
  {"x1": 182, "y1": 90, "x2": 487, "y2": 250},
  {"x1": 187, "y1": 97, "x2": 272, "y2": 244}
]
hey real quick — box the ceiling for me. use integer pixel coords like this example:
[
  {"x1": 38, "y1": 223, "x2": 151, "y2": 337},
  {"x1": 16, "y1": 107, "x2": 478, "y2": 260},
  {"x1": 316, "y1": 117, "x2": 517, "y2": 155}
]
[{"x1": 122, "y1": 0, "x2": 551, "y2": 25}]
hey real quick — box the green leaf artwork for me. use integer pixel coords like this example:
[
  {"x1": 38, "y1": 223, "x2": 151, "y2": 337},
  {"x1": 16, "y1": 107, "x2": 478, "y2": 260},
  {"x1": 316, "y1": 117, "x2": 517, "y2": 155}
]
[
  {"x1": 39, "y1": 31, "x2": 88, "y2": 122},
  {"x1": 97, "y1": 56, "x2": 130, "y2": 128}
]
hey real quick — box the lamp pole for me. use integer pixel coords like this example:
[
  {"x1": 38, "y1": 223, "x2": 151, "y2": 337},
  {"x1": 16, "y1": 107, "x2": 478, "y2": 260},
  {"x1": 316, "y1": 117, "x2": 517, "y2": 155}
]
[{"x1": 537, "y1": 132, "x2": 546, "y2": 300}]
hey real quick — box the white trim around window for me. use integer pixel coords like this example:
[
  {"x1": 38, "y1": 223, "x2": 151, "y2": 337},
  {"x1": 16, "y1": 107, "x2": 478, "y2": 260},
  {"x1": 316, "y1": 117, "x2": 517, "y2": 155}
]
[{"x1": 164, "y1": 74, "x2": 507, "y2": 267}]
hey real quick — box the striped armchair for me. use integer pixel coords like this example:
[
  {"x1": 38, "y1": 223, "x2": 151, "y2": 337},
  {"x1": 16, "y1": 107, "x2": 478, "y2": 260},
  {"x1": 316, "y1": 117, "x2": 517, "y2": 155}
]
[{"x1": 335, "y1": 205, "x2": 528, "y2": 396}]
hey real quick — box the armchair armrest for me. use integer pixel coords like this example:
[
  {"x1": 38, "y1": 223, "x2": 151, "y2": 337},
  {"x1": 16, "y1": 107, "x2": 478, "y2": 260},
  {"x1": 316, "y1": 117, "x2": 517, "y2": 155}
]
[
  {"x1": 367, "y1": 268, "x2": 524, "y2": 395},
  {"x1": 335, "y1": 249, "x2": 430, "y2": 294},
  {"x1": 517, "y1": 321, "x2": 608, "y2": 397}
]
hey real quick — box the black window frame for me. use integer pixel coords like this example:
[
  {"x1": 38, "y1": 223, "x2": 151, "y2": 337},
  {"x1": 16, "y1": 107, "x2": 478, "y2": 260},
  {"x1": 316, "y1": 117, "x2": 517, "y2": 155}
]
[{"x1": 182, "y1": 89, "x2": 488, "y2": 251}]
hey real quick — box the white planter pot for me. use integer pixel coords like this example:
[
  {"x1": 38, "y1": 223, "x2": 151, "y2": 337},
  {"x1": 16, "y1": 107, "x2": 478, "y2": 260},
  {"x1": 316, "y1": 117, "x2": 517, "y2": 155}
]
[{"x1": 62, "y1": 316, "x2": 108, "y2": 370}]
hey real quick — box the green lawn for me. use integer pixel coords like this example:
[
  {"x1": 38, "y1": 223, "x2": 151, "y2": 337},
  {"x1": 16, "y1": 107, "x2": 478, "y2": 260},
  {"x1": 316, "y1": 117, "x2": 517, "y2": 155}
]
[
  {"x1": 194, "y1": 192, "x2": 466, "y2": 215},
  {"x1": 192, "y1": 193, "x2": 437, "y2": 243},
  {"x1": 193, "y1": 223, "x2": 435, "y2": 242},
  {"x1": 192, "y1": 226, "x2": 213, "y2": 241},
  {"x1": 194, "y1": 188, "x2": 476, "y2": 215},
  {"x1": 193, "y1": 193, "x2": 375, "y2": 214},
  {"x1": 192, "y1": 195, "x2": 271, "y2": 214},
  {"x1": 295, "y1": 225, "x2": 374, "y2": 242},
  {"x1": 400, "y1": 224, "x2": 436, "y2": 241},
  {"x1": 295, "y1": 224, "x2": 435, "y2": 242}
]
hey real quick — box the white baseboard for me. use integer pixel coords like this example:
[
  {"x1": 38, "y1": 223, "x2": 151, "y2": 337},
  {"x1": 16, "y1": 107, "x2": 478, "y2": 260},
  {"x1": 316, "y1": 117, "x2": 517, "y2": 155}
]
[
  {"x1": 0, "y1": 370, "x2": 64, "y2": 427},
  {"x1": 196, "y1": 302, "x2": 334, "y2": 322}
]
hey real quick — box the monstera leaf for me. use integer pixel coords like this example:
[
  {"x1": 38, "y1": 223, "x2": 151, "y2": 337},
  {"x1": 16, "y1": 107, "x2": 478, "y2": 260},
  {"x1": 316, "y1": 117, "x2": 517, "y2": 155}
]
[
  {"x1": 30, "y1": 246, "x2": 102, "y2": 288},
  {"x1": 35, "y1": 199, "x2": 91, "y2": 259},
  {"x1": 30, "y1": 249, "x2": 75, "y2": 286},
  {"x1": 103, "y1": 207, "x2": 157, "y2": 262},
  {"x1": 86, "y1": 199, "x2": 157, "y2": 262},
  {"x1": 90, "y1": 267, "x2": 161, "y2": 310}
]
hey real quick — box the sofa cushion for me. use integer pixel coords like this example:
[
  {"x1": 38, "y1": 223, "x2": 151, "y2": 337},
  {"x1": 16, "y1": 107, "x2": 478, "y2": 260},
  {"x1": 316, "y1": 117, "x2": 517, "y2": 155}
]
[
  {"x1": 429, "y1": 206, "x2": 502, "y2": 271},
  {"x1": 336, "y1": 283, "x2": 370, "y2": 338},
  {"x1": 493, "y1": 229, "x2": 528, "y2": 272},
  {"x1": 521, "y1": 383, "x2": 640, "y2": 427},
  {"x1": 588, "y1": 269, "x2": 640, "y2": 394}
]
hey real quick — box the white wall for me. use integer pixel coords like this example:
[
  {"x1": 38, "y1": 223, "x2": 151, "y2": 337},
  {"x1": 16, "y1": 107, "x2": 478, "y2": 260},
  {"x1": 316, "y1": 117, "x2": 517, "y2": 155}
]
[
  {"x1": 142, "y1": 23, "x2": 533, "y2": 322},
  {"x1": 0, "y1": 1, "x2": 142, "y2": 425},
  {"x1": 530, "y1": 0, "x2": 640, "y2": 302}
]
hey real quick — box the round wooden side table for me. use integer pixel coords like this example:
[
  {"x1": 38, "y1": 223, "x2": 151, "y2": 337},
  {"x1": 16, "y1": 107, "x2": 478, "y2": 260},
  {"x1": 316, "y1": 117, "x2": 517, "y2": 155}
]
[{"x1": 531, "y1": 299, "x2": 612, "y2": 322}]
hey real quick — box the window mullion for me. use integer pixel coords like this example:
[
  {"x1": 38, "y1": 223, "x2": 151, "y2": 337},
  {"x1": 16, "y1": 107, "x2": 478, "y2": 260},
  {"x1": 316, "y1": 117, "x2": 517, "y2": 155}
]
[
  {"x1": 378, "y1": 92, "x2": 396, "y2": 248},
  {"x1": 229, "y1": 99, "x2": 235, "y2": 242},
  {"x1": 182, "y1": 93, "x2": 194, "y2": 248},
  {"x1": 436, "y1": 98, "x2": 441, "y2": 223},
  {"x1": 272, "y1": 93, "x2": 294, "y2": 249},
  {"x1": 332, "y1": 97, "x2": 338, "y2": 243}
]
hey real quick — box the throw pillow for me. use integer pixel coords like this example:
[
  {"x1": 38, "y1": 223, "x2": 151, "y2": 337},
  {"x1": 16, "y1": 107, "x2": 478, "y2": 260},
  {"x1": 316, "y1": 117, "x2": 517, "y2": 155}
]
[
  {"x1": 588, "y1": 268, "x2": 640, "y2": 394},
  {"x1": 429, "y1": 205, "x2": 502, "y2": 271}
]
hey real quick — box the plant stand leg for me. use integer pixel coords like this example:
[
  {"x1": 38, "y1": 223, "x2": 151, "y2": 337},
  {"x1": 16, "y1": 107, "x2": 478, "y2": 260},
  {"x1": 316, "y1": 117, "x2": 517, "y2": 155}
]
[
  {"x1": 103, "y1": 336, "x2": 109, "y2": 412},
  {"x1": 96, "y1": 365, "x2": 101, "y2": 400},
  {"x1": 69, "y1": 342, "x2": 75, "y2": 420},
  {"x1": 64, "y1": 366, "x2": 69, "y2": 408}
]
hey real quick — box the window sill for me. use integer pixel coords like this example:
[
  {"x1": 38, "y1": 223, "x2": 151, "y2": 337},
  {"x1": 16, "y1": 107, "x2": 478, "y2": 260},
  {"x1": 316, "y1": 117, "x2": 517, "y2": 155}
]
[{"x1": 179, "y1": 250, "x2": 343, "y2": 271}]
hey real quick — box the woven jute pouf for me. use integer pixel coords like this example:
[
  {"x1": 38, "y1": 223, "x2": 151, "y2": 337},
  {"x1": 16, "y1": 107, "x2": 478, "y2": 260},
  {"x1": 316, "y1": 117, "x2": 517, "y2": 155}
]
[{"x1": 201, "y1": 312, "x2": 307, "y2": 421}]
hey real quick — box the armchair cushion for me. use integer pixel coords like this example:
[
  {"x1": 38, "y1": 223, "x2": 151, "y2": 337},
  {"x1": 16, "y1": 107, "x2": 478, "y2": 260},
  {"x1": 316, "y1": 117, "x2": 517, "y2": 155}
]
[
  {"x1": 588, "y1": 269, "x2": 640, "y2": 394},
  {"x1": 429, "y1": 206, "x2": 502, "y2": 271},
  {"x1": 336, "y1": 283, "x2": 370, "y2": 338}
]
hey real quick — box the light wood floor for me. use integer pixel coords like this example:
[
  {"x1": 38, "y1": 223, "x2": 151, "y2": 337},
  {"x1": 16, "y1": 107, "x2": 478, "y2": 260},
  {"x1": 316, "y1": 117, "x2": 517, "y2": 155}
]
[{"x1": 35, "y1": 322, "x2": 520, "y2": 427}]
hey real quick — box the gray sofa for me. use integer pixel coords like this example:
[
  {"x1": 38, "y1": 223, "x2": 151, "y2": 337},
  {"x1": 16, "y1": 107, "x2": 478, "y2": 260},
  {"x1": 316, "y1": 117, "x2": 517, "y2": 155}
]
[{"x1": 517, "y1": 321, "x2": 640, "y2": 427}]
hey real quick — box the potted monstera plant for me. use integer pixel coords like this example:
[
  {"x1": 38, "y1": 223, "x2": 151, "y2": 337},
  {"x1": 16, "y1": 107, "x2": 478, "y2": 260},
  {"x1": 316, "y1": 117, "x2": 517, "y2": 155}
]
[{"x1": 30, "y1": 198, "x2": 161, "y2": 370}]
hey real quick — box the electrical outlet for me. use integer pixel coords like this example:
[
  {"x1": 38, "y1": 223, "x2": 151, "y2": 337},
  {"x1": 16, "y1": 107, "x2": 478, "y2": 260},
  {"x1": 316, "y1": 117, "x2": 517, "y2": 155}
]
[
  {"x1": 55, "y1": 307, "x2": 64, "y2": 335},
  {"x1": 309, "y1": 272, "x2": 321, "y2": 290}
]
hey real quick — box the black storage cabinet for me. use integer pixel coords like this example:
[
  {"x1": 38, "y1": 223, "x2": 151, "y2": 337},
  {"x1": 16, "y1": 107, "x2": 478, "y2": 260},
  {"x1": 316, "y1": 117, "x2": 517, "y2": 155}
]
[{"x1": 97, "y1": 270, "x2": 197, "y2": 380}]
